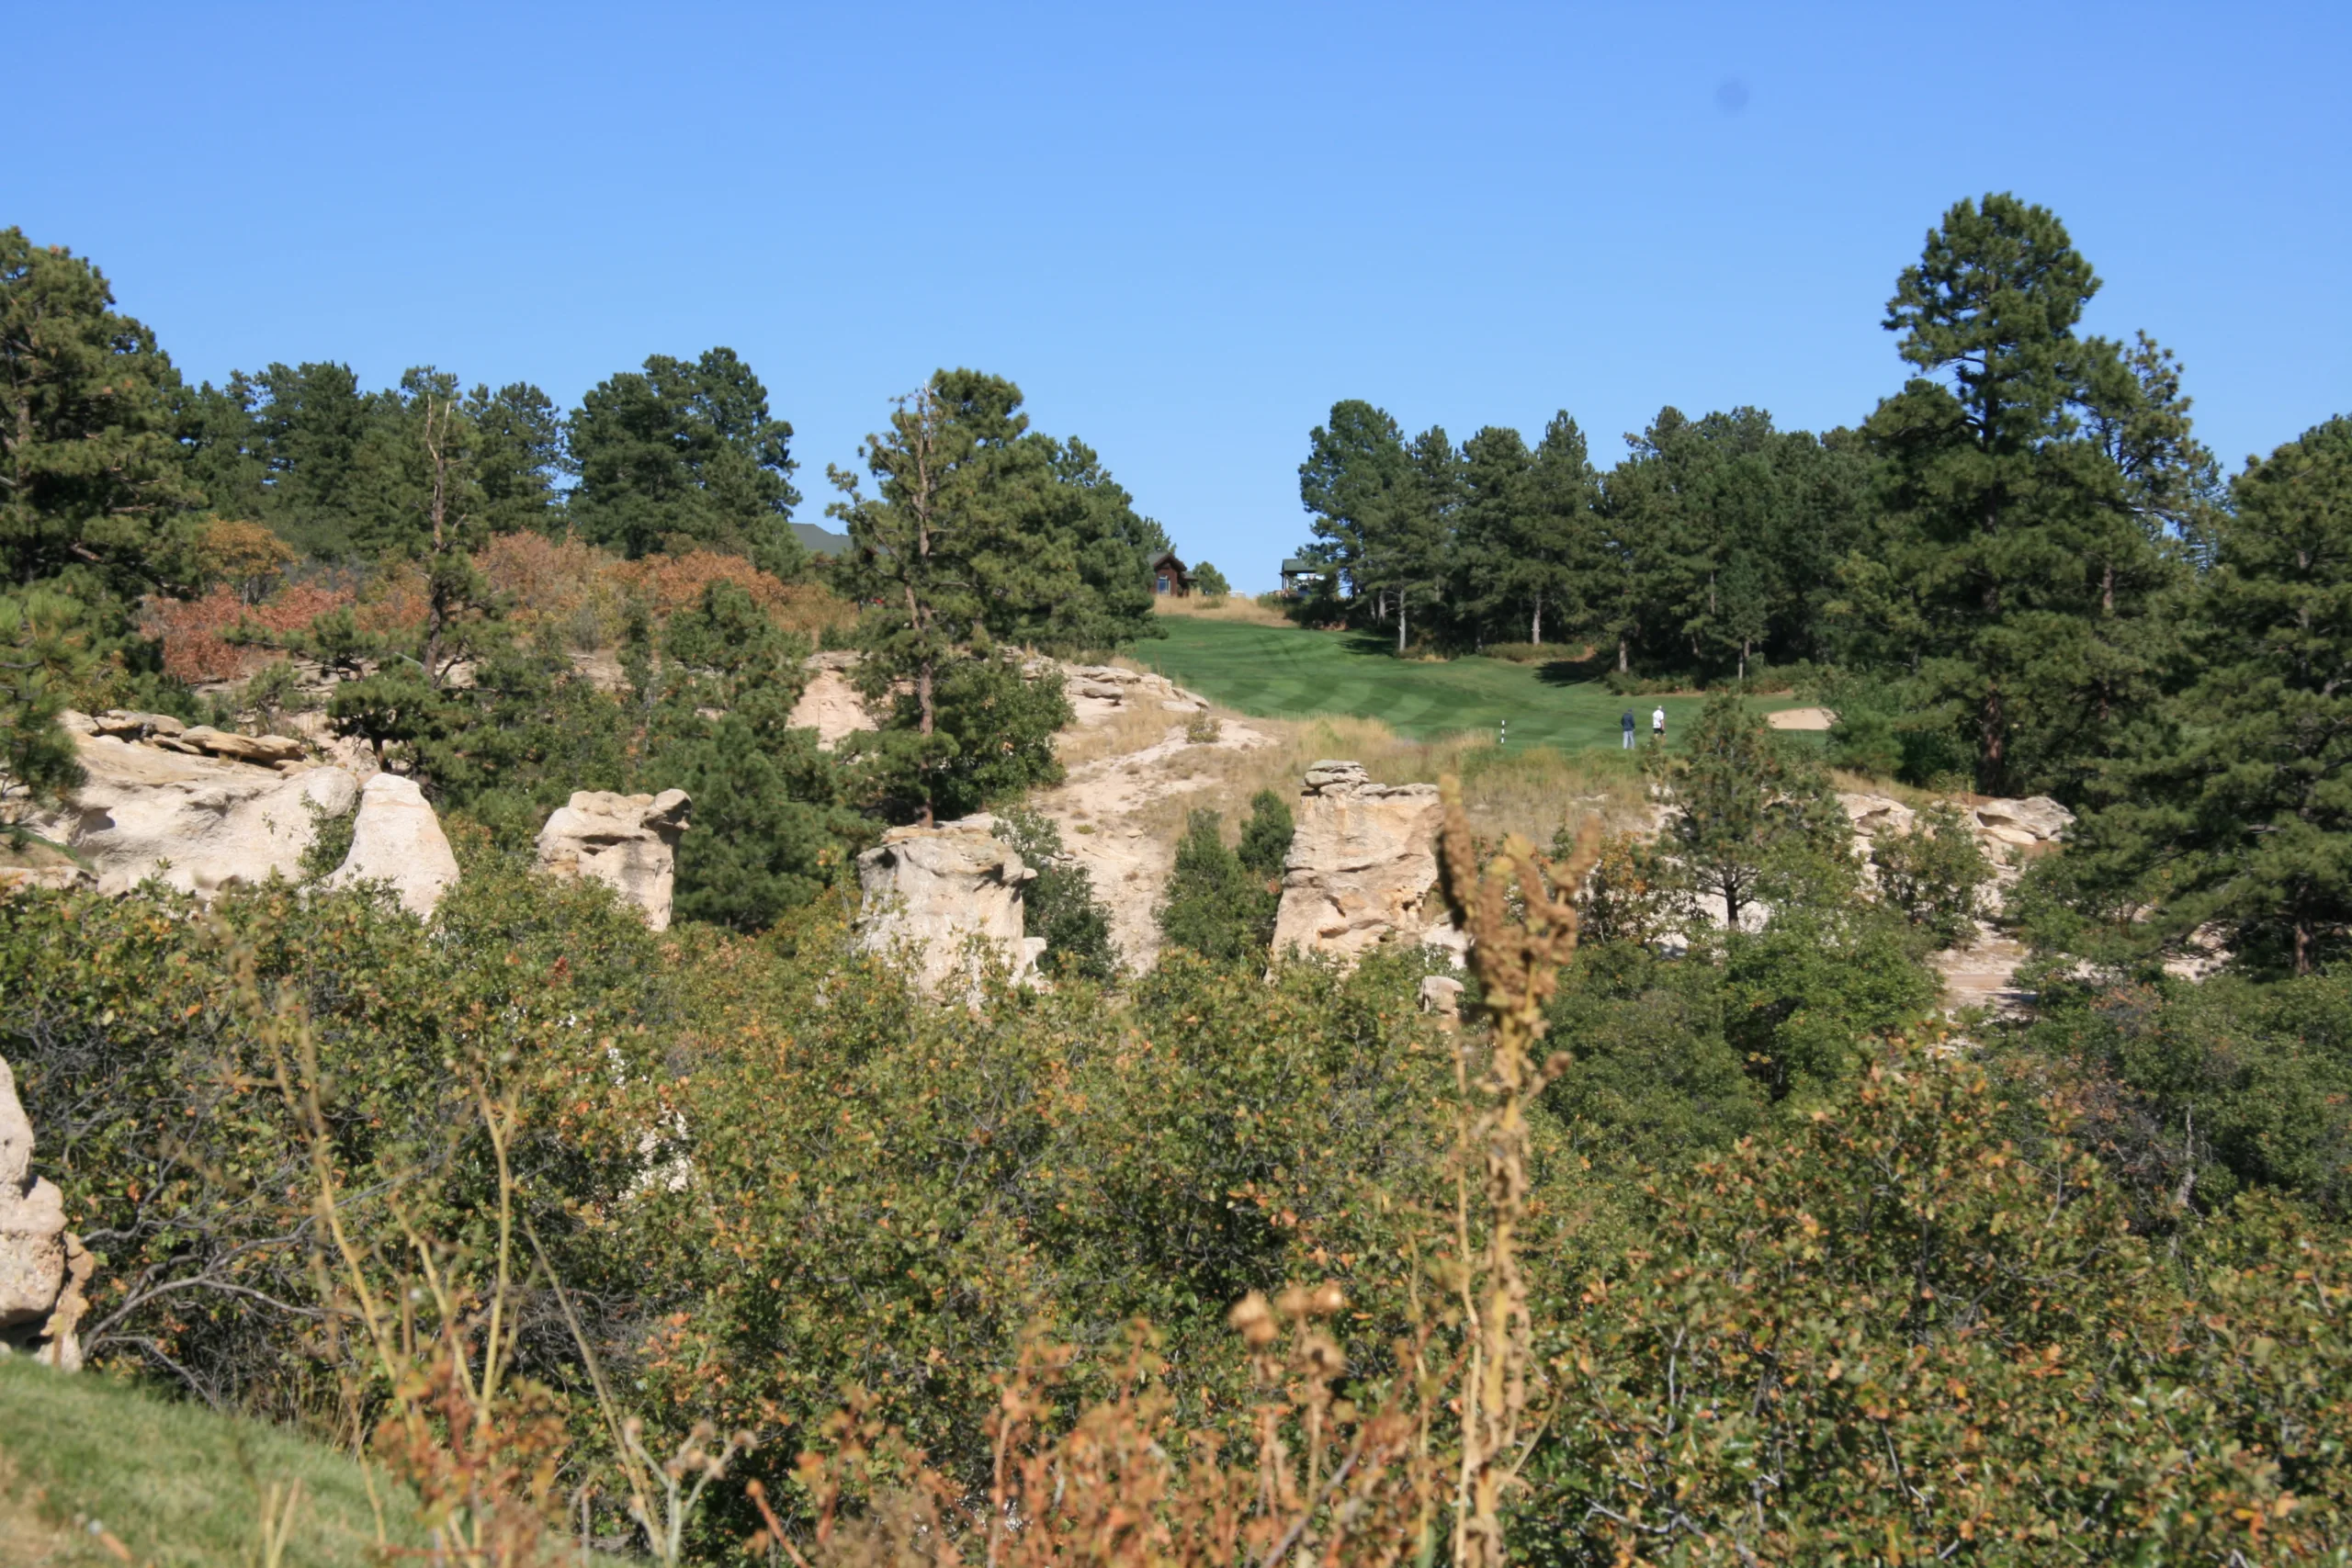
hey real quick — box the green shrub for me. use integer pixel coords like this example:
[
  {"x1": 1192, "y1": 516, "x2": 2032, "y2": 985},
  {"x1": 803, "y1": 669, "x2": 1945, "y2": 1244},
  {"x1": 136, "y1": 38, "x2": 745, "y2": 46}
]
[
  {"x1": 998, "y1": 808, "x2": 1117, "y2": 981},
  {"x1": 1871, "y1": 799, "x2": 1992, "y2": 946},
  {"x1": 1156, "y1": 792, "x2": 1292, "y2": 964}
]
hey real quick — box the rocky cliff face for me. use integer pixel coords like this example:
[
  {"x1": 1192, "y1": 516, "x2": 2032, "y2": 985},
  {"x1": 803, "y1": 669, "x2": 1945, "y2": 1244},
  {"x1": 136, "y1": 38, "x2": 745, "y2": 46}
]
[
  {"x1": 535, "y1": 790, "x2": 692, "y2": 931},
  {"x1": 856, "y1": 818, "x2": 1046, "y2": 995},
  {"x1": 1270, "y1": 761, "x2": 1448, "y2": 965},
  {"x1": 0, "y1": 1056, "x2": 90, "y2": 1370},
  {"x1": 28, "y1": 715, "x2": 357, "y2": 899}
]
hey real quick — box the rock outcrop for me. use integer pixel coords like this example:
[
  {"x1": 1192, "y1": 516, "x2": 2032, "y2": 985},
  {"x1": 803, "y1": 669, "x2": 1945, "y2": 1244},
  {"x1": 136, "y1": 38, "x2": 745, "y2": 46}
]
[
  {"x1": 790, "y1": 652, "x2": 881, "y2": 750},
  {"x1": 856, "y1": 819, "x2": 1046, "y2": 995},
  {"x1": 1972, "y1": 795, "x2": 2074, "y2": 847},
  {"x1": 332, "y1": 773, "x2": 460, "y2": 918},
  {"x1": 1, "y1": 1056, "x2": 90, "y2": 1370},
  {"x1": 1059, "y1": 664, "x2": 1207, "y2": 723},
  {"x1": 29, "y1": 721, "x2": 358, "y2": 898},
  {"x1": 1837, "y1": 792, "x2": 2075, "y2": 855},
  {"x1": 1271, "y1": 761, "x2": 1447, "y2": 964},
  {"x1": 1418, "y1": 973, "x2": 1466, "y2": 1021},
  {"x1": 535, "y1": 790, "x2": 692, "y2": 931}
]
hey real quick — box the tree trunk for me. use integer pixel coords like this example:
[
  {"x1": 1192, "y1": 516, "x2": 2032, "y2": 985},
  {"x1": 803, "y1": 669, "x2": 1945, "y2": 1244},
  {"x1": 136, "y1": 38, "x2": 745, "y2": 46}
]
[
  {"x1": 1531, "y1": 597, "x2": 1543, "y2": 646},
  {"x1": 1617, "y1": 635, "x2": 1628, "y2": 674},
  {"x1": 1397, "y1": 597, "x2": 1408, "y2": 655}
]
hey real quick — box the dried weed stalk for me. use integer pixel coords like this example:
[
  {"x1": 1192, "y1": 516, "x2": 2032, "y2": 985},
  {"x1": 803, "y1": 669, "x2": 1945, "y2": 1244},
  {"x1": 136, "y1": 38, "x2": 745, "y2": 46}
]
[{"x1": 1436, "y1": 781, "x2": 1601, "y2": 1568}]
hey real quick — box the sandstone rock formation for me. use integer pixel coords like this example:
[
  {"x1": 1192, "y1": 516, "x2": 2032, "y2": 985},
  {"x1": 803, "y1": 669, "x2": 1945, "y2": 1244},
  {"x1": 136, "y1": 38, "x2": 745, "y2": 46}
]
[
  {"x1": 536, "y1": 790, "x2": 692, "y2": 931},
  {"x1": 1271, "y1": 761, "x2": 1447, "y2": 965},
  {"x1": 1418, "y1": 973, "x2": 1466, "y2": 1021},
  {"x1": 789, "y1": 653, "x2": 882, "y2": 750},
  {"x1": 29, "y1": 721, "x2": 358, "y2": 898},
  {"x1": 331, "y1": 773, "x2": 460, "y2": 918},
  {"x1": 1059, "y1": 664, "x2": 1207, "y2": 723},
  {"x1": 856, "y1": 818, "x2": 1046, "y2": 995},
  {"x1": 1973, "y1": 795, "x2": 2074, "y2": 846},
  {"x1": 1, "y1": 1055, "x2": 89, "y2": 1370}
]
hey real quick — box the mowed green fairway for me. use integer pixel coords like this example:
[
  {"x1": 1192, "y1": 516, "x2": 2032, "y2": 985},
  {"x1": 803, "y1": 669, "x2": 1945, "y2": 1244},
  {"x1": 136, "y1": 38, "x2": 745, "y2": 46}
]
[{"x1": 1136, "y1": 617, "x2": 1800, "y2": 752}]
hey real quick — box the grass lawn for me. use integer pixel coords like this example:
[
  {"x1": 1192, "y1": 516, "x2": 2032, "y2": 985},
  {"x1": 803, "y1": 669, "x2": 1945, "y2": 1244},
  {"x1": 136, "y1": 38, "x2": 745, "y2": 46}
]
[
  {"x1": 0, "y1": 1358, "x2": 418, "y2": 1568},
  {"x1": 1134, "y1": 616, "x2": 1798, "y2": 752}
]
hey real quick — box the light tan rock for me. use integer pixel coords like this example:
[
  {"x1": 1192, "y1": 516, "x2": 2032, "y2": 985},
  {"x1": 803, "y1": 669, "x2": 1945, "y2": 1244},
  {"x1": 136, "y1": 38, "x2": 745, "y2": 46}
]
[
  {"x1": 1418, "y1": 974, "x2": 1466, "y2": 1021},
  {"x1": 1, "y1": 1054, "x2": 84, "y2": 1367},
  {"x1": 90, "y1": 709, "x2": 185, "y2": 739},
  {"x1": 331, "y1": 773, "x2": 460, "y2": 918},
  {"x1": 1838, "y1": 792, "x2": 1917, "y2": 837},
  {"x1": 1974, "y1": 796, "x2": 2073, "y2": 842},
  {"x1": 856, "y1": 820, "x2": 1046, "y2": 995},
  {"x1": 790, "y1": 667, "x2": 881, "y2": 750},
  {"x1": 536, "y1": 790, "x2": 692, "y2": 931},
  {"x1": 1271, "y1": 761, "x2": 1446, "y2": 965},
  {"x1": 181, "y1": 727, "x2": 307, "y2": 765},
  {"x1": 26, "y1": 734, "x2": 359, "y2": 899}
]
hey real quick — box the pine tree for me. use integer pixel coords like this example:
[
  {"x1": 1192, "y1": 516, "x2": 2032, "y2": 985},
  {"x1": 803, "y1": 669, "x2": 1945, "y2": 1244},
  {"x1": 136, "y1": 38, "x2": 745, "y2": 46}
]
[
  {"x1": 2059, "y1": 418, "x2": 2352, "y2": 974},
  {"x1": 1156, "y1": 808, "x2": 1279, "y2": 963},
  {"x1": 1297, "y1": 400, "x2": 1408, "y2": 607},
  {"x1": 568, "y1": 347, "x2": 802, "y2": 572},
  {"x1": 1, "y1": 229, "x2": 198, "y2": 591},
  {"x1": 1656, "y1": 690, "x2": 1854, "y2": 931},
  {"x1": 1865, "y1": 193, "x2": 2182, "y2": 795}
]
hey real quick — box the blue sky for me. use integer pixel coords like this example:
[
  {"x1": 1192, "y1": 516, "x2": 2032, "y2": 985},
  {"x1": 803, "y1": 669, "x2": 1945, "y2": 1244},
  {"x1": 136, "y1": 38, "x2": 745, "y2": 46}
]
[{"x1": 14, "y1": 1, "x2": 2347, "y2": 591}]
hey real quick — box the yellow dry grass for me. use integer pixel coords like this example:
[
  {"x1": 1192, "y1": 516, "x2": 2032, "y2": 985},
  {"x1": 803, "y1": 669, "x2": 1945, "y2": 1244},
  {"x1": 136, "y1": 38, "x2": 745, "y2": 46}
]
[
  {"x1": 1150, "y1": 594, "x2": 1295, "y2": 627},
  {"x1": 1124, "y1": 706, "x2": 1650, "y2": 847}
]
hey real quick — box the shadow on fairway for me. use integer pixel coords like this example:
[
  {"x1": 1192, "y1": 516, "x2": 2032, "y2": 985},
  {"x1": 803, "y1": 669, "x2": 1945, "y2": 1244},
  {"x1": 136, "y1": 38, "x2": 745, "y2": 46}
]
[{"x1": 1533, "y1": 649, "x2": 1611, "y2": 687}]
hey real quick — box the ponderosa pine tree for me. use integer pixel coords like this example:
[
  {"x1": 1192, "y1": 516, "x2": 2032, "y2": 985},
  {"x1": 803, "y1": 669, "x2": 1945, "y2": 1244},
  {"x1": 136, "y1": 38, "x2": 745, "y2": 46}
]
[
  {"x1": 568, "y1": 347, "x2": 803, "y2": 574},
  {"x1": 2053, "y1": 417, "x2": 2352, "y2": 974},
  {"x1": 1297, "y1": 400, "x2": 1408, "y2": 605},
  {"x1": 1, "y1": 229, "x2": 198, "y2": 591},
  {"x1": 1865, "y1": 193, "x2": 2183, "y2": 795},
  {"x1": 1654, "y1": 690, "x2": 1853, "y2": 932},
  {"x1": 1521, "y1": 412, "x2": 1601, "y2": 646},
  {"x1": 829, "y1": 370, "x2": 1061, "y2": 825},
  {"x1": 1451, "y1": 425, "x2": 1537, "y2": 643},
  {"x1": 1363, "y1": 425, "x2": 1460, "y2": 652}
]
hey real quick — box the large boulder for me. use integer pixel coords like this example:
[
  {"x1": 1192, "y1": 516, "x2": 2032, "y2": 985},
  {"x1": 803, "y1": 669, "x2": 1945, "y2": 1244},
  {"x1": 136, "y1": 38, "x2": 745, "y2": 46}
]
[
  {"x1": 331, "y1": 773, "x2": 460, "y2": 918},
  {"x1": 1973, "y1": 796, "x2": 2074, "y2": 844},
  {"x1": 856, "y1": 819, "x2": 1046, "y2": 995},
  {"x1": 535, "y1": 790, "x2": 692, "y2": 931},
  {"x1": 1, "y1": 1055, "x2": 89, "y2": 1370},
  {"x1": 27, "y1": 728, "x2": 358, "y2": 899},
  {"x1": 1271, "y1": 761, "x2": 1447, "y2": 964}
]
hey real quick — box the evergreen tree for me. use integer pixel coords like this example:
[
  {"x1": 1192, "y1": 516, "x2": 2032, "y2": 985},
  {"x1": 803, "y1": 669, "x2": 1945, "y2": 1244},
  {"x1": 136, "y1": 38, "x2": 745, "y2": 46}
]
[
  {"x1": 568, "y1": 347, "x2": 803, "y2": 573},
  {"x1": 1521, "y1": 412, "x2": 1601, "y2": 647},
  {"x1": 1863, "y1": 193, "x2": 2180, "y2": 795},
  {"x1": 829, "y1": 370, "x2": 1096, "y2": 823},
  {"x1": 0, "y1": 587, "x2": 89, "y2": 834},
  {"x1": 997, "y1": 809, "x2": 1117, "y2": 982},
  {"x1": 1655, "y1": 690, "x2": 1853, "y2": 931},
  {"x1": 1235, "y1": 788, "x2": 1295, "y2": 881},
  {"x1": 1451, "y1": 425, "x2": 1538, "y2": 643},
  {"x1": 1297, "y1": 400, "x2": 1408, "y2": 605},
  {"x1": 1, "y1": 229, "x2": 198, "y2": 591},
  {"x1": 1364, "y1": 425, "x2": 1460, "y2": 652},
  {"x1": 2055, "y1": 417, "x2": 2352, "y2": 974},
  {"x1": 1156, "y1": 807, "x2": 1279, "y2": 964}
]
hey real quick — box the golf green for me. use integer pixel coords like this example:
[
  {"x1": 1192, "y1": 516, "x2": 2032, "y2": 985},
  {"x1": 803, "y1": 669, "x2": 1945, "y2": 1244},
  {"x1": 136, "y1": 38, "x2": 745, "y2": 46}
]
[{"x1": 1132, "y1": 616, "x2": 1795, "y2": 752}]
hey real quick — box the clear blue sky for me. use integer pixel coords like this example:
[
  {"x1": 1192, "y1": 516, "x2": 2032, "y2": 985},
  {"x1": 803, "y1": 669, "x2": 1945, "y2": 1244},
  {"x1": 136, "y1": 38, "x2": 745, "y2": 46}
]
[{"x1": 15, "y1": 2, "x2": 2347, "y2": 591}]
